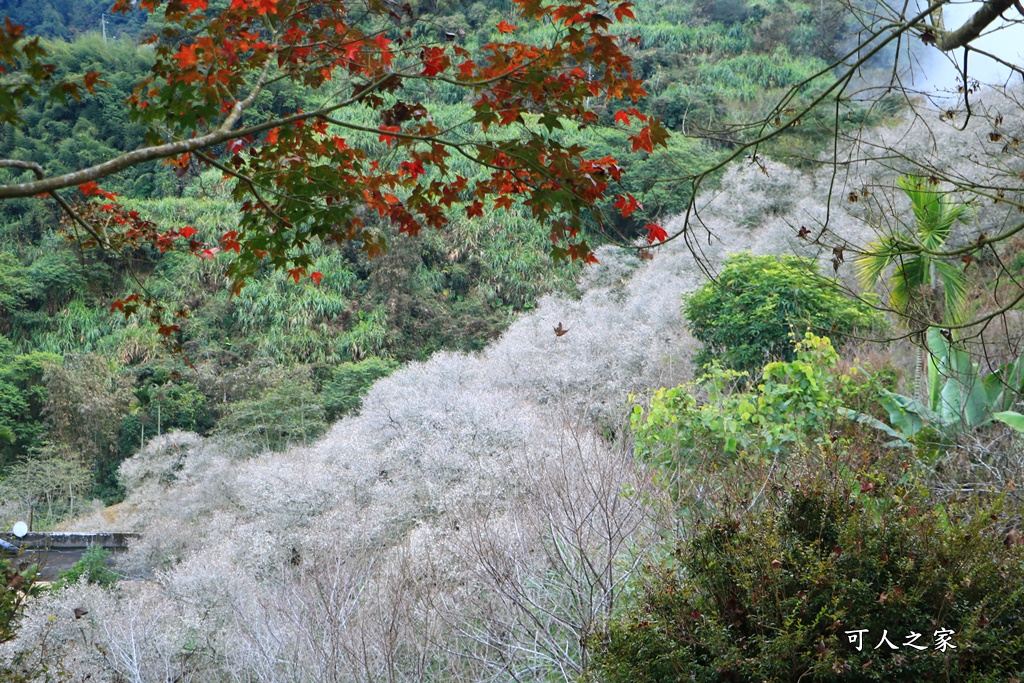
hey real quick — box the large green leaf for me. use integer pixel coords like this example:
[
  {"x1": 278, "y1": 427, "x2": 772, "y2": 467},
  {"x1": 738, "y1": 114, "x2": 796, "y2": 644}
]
[
  {"x1": 879, "y1": 389, "x2": 940, "y2": 435},
  {"x1": 993, "y1": 411, "x2": 1024, "y2": 433},
  {"x1": 932, "y1": 260, "x2": 968, "y2": 324},
  {"x1": 926, "y1": 327, "x2": 948, "y2": 411},
  {"x1": 837, "y1": 407, "x2": 911, "y2": 448}
]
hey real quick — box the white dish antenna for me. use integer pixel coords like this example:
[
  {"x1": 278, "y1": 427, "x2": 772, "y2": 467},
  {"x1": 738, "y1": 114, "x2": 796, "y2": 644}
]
[{"x1": 12, "y1": 521, "x2": 28, "y2": 538}]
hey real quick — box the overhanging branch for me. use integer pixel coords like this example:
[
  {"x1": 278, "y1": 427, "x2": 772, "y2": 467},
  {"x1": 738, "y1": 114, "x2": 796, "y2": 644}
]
[{"x1": 935, "y1": 0, "x2": 1016, "y2": 51}]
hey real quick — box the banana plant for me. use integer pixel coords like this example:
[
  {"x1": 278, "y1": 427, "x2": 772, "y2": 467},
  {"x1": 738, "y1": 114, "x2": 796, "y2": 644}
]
[{"x1": 841, "y1": 328, "x2": 1024, "y2": 446}]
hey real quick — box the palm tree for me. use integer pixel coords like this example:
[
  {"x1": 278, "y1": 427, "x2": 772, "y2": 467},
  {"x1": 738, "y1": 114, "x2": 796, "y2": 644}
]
[{"x1": 856, "y1": 175, "x2": 969, "y2": 326}]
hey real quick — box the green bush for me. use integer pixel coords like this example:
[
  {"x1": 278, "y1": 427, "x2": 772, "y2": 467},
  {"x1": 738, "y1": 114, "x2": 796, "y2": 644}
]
[
  {"x1": 631, "y1": 334, "x2": 844, "y2": 471},
  {"x1": 117, "y1": 380, "x2": 215, "y2": 458},
  {"x1": 593, "y1": 465, "x2": 1024, "y2": 682},
  {"x1": 683, "y1": 253, "x2": 884, "y2": 375},
  {"x1": 52, "y1": 546, "x2": 119, "y2": 590},
  {"x1": 321, "y1": 357, "x2": 398, "y2": 421},
  {"x1": 0, "y1": 348, "x2": 61, "y2": 463}
]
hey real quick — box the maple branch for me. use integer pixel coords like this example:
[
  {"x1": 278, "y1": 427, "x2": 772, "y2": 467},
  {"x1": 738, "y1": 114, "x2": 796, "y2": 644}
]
[
  {"x1": 0, "y1": 159, "x2": 43, "y2": 176},
  {"x1": 223, "y1": 61, "x2": 272, "y2": 132},
  {"x1": 0, "y1": 72, "x2": 393, "y2": 200},
  {"x1": 935, "y1": 0, "x2": 1016, "y2": 51},
  {"x1": 0, "y1": 158, "x2": 110, "y2": 248},
  {"x1": 965, "y1": 43, "x2": 1024, "y2": 78},
  {"x1": 193, "y1": 150, "x2": 291, "y2": 227}
]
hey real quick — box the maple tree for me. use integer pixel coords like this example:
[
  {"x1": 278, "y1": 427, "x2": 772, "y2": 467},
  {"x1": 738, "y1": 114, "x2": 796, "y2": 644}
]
[{"x1": 0, "y1": 0, "x2": 669, "y2": 332}]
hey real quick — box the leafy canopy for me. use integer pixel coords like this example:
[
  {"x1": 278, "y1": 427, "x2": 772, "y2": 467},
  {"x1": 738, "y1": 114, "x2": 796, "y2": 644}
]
[
  {"x1": 683, "y1": 253, "x2": 883, "y2": 375},
  {"x1": 0, "y1": 0, "x2": 669, "y2": 331}
]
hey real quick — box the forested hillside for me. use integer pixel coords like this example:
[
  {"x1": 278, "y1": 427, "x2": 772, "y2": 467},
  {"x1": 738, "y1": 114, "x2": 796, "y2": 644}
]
[{"x1": 0, "y1": 0, "x2": 852, "y2": 512}]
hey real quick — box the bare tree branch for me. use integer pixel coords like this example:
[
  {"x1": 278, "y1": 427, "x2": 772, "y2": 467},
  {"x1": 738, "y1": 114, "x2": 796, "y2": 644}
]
[{"x1": 936, "y1": 0, "x2": 1016, "y2": 51}]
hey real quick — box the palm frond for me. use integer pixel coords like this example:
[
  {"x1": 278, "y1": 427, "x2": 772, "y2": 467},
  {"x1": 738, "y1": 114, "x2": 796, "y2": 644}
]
[{"x1": 933, "y1": 260, "x2": 969, "y2": 324}]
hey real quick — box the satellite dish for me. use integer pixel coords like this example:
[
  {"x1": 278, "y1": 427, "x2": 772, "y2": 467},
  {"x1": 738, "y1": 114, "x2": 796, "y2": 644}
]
[{"x1": 12, "y1": 521, "x2": 28, "y2": 538}]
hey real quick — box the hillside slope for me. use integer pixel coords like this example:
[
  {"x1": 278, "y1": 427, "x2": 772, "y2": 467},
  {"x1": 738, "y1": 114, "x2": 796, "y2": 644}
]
[{"x1": 0, "y1": 155, "x2": 875, "y2": 680}]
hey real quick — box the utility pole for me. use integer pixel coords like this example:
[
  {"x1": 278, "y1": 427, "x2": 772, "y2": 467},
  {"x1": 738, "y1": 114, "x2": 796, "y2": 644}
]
[{"x1": 101, "y1": 13, "x2": 107, "y2": 43}]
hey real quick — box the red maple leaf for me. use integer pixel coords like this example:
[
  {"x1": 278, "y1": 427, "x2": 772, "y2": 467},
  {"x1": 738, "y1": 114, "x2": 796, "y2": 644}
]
[
  {"x1": 614, "y1": 110, "x2": 631, "y2": 126},
  {"x1": 179, "y1": 226, "x2": 198, "y2": 238},
  {"x1": 181, "y1": 0, "x2": 208, "y2": 11},
  {"x1": 343, "y1": 41, "x2": 362, "y2": 63},
  {"x1": 612, "y1": 193, "x2": 641, "y2": 217},
  {"x1": 614, "y1": 2, "x2": 635, "y2": 21},
  {"x1": 497, "y1": 20, "x2": 518, "y2": 33},
  {"x1": 310, "y1": 271, "x2": 323, "y2": 285},
  {"x1": 375, "y1": 34, "x2": 393, "y2": 66},
  {"x1": 83, "y1": 71, "x2": 107, "y2": 94},
  {"x1": 378, "y1": 125, "x2": 400, "y2": 146},
  {"x1": 645, "y1": 223, "x2": 668, "y2": 243},
  {"x1": 174, "y1": 43, "x2": 198, "y2": 69},
  {"x1": 400, "y1": 159, "x2": 426, "y2": 179},
  {"x1": 630, "y1": 127, "x2": 653, "y2": 153},
  {"x1": 466, "y1": 201, "x2": 484, "y2": 218},
  {"x1": 78, "y1": 181, "x2": 118, "y2": 200},
  {"x1": 78, "y1": 181, "x2": 102, "y2": 196}
]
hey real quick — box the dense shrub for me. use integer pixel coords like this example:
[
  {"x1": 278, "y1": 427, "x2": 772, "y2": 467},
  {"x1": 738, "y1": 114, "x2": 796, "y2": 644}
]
[
  {"x1": 631, "y1": 334, "x2": 844, "y2": 471},
  {"x1": 0, "y1": 347, "x2": 60, "y2": 464},
  {"x1": 52, "y1": 546, "x2": 119, "y2": 590},
  {"x1": 593, "y1": 462, "x2": 1024, "y2": 682},
  {"x1": 117, "y1": 381, "x2": 214, "y2": 458},
  {"x1": 683, "y1": 253, "x2": 883, "y2": 374}
]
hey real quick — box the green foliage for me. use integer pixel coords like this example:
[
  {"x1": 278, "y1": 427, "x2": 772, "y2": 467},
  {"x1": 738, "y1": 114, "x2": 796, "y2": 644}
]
[
  {"x1": 322, "y1": 357, "x2": 399, "y2": 421},
  {"x1": 683, "y1": 253, "x2": 884, "y2": 375},
  {"x1": 632, "y1": 334, "x2": 846, "y2": 474},
  {"x1": 52, "y1": 546, "x2": 119, "y2": 590},
  {"x1": 42, "y1": 354, "x2": 129, "y2": 480},
  {"x1": 0, "y1": 347, "x2": 61, "y2": 463},
  {"x1": 857, "y1": 176, "x2": 970, "y2": 325},
  {"x1": 216, "y1": 367, "x2": 327, "y2": 453},
  {"x1": 593, "y1": 465, "x2": 1024, "y2": 683},
  {"x1": 0, "y1": 36, "x2": 157, "y2": 200},
  {"x1": 0, "y1": 446, "x2": 93, "y2": 525},
  {"x1": 117, "y1": 379, "x2": 215, "y2": 459},
  {"x1": 0, "y1": 2, "x2": 147, "y2": 42},
  {"x1": 847, "y1": 327, "x2": 1024, "y2": 445},
  {"x1": 0, "y1": 557, "x2": 40, "y2": 644}
]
